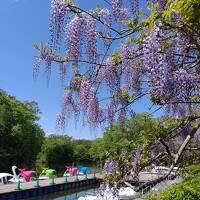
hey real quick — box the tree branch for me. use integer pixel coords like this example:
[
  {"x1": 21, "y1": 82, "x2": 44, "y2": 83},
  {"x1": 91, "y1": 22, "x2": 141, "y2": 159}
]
[
  {"x1": 135, "y1": 122, "x2": 200, "y2": 192},
  {"x1": 159, "y1": 139, "x2": 176, "y2": 160}
]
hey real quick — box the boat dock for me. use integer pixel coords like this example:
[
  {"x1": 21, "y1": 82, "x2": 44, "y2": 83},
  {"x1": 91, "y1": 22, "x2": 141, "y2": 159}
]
[{"x1": 0, "y1": 173, "x2": 102, "y2": 200}]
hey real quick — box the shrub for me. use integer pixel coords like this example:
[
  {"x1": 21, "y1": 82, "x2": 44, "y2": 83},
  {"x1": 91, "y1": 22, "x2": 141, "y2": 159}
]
[{"x1": 147, "y1": 183, "x2": 200, "y2": 200}]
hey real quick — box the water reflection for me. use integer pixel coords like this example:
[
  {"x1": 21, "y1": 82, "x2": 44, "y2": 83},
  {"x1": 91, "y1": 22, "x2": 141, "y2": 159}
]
[
  {"x1": 28, "y1": 185, "x2": 99, "y2": 200},
  {"x1": 55, "y1": 187, "x2": 98, "y2": 200}
]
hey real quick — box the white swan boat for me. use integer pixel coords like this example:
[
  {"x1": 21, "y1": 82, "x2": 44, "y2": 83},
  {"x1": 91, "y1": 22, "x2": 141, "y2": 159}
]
[
  {"x1": 8, "y1": 166, "x2": 24, "y2": 183},
  {"x1": 0, "y1": 166, "x2": 24, "y2": 184},
  {"x1": 1, "y1": 166, "x2": 36, "y2": 184},
  {"x1": 0, "y1": 173, "x2": 13, "y2": 184}
]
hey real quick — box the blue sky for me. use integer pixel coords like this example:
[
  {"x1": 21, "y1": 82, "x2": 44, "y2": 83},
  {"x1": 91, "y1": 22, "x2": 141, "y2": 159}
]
[{"x1": 0, "y1": 0, "x2": 162, "y2": 139}]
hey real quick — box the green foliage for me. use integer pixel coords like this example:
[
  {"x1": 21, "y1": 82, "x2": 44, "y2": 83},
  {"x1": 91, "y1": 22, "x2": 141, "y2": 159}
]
[
  {"x1": 0, "y1": 90, "x2": 45, "y2": 170},
  {"x1": 72, "y1": 139, "x2": 93, "y2": 164},
  {"x1": 126, "y1": 16, "x2": 139, "y2": 29},
  {"x1": 89, "y1": 113, "x2": 157, "y2": 164},
  {"x1": 36, "y1": 135, "x2": 74, "y2": 171},
  {"x1": 147, "y1": 184, "x2": 200, "y2": 200},
  {"x1": 104, "y1": 172, "x2": 122, "y2": 186},
  {"x1": 36, "y1": 135, "x2": 94, "y2": 173},
  {"x1": 139, "y1": 0, "x2": 200, "y2": 39},
  {"x1": 89, "y1": 138, "x2": 106, "y2": 164},
  {"x1": 111, "y1": 52, "x2": 122, "y2": 66},
  {"x1": 164, "y1": 0, "x2": 200, "y2": 31},
  {"x1": 185, "y1": 164, "x2": 200, "y2": 177}
]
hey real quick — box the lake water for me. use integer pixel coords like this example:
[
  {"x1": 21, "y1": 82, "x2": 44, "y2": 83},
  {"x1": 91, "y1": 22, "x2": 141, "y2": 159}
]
[{"x1": 28, "y1": 185, "x2": 99, "y2": 200}]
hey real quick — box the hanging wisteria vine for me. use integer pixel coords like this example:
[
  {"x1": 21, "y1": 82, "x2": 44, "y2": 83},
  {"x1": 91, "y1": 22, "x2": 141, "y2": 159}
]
[{"x1": 34, "y1": 0, "x2": 199, "y2": 130}]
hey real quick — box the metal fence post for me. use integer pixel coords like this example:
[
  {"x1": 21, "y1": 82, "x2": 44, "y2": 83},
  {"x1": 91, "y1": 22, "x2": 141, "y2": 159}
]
[
  {"x1": 16, "y1": 181, "x2": 21, "y2": 190},
  {"x1": 64, "y1": 176, "x2": 68, "y2": 183},
  {"x1": 50, "y1": 176, "x2": 55, "y2": 185},
  {"x1": 35, "y1": 179, "x2": 40, "y2": 188}
]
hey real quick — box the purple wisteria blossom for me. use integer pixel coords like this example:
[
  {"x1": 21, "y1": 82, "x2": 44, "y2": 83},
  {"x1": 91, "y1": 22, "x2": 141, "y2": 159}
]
[
  {"x1": 78, "y1": 79, "x2": 93, "y2": 110},
  {"x1": 56, "y1": 112, "x2": 65, "y2": 132},
  {"x1": 99, "y1": 8, "x2": 111, "y2": 38},
  {"x1": 98, "y1": 57, "x2": 117, "y2": 88},
  {"x1": 87, "y1": 89, "x2": 100, "y2": 124},
  {"x1": 33, "y1": 56, "x2": 42, "y2": 81},
  {"x1": 143, "y1": 24, "x2": 168, "y2": 100},
  {"x1": 44, "y1": 54, "x2": 53, "y2": 85},
  {"x1": 112, "y1": 0, "x2": 129, "y2": 21},
  {"x1": 49, "y1": 0, "x2": 70, "y2": 47},
  {"x1": 64, "y1": 16, "x2": 84, "y2": 63},
  {"x1": 85, "y1": 14, "x2": 98, "y2": 62},
  {"x1": 143, "y1": 24, "x2": 199, "y2": 117},
  {"x1": 107, "y1": 100, "x2": 117, "y2": 125},
  {"x1": 104, "y1": 160, "x2": 117, "y2": 173},
  {"x1": 131, "y1": 0, "x2": 139, "y2": 15},
  {"x1": 59, "y1": 63, "x2": 67, "y2": 87},
  {"x1": 117, "y1": 44, "x2": 141, "y2": 91}
]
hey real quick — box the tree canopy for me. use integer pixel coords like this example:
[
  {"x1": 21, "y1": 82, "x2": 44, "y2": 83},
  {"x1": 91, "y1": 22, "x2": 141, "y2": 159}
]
[
  {"x1": 89, "y1": 113, "x2": 156, "y2": 163},
  {"x1": 0, "y1": 90, "x2": 45, "y2": 171},
  {"x1": 36, "y1": 134, "x2": 74, "y2": 171}
]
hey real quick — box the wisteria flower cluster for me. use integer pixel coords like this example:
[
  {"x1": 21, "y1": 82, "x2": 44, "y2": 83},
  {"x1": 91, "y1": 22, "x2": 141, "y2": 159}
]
[
  {"x1": 64, "y1": 16, "x2": 85, "y2": 63},
  {"x1": 33, "y1": 43, "x2": 65, "y2": 85},
  {"x1": 49, "y1": 0, "x2": 70, "y2": 48},
  {"x1": 104, "y1": 159, "x2": 117, "y2": 173},
  {"x1": 143, "y1": 24, "x2": 199, "y2": 117},
  {"x1": 99, "y1": 8, "x2": 112, "y2": 46},
  {"x1": 112, "y1": 0, "x2": 130, "y2": 21}
]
